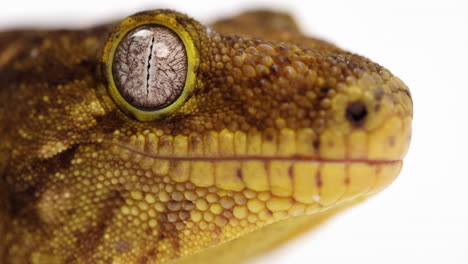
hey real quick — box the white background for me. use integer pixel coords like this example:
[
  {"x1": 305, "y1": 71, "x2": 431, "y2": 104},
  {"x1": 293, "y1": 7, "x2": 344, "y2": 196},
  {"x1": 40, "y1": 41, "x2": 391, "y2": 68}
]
[{"x1": 1, "y1": 0, "x2": 467, "y2": 263}]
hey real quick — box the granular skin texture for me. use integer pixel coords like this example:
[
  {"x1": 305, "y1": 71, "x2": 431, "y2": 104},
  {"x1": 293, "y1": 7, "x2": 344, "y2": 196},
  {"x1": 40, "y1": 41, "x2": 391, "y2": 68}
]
[{"x1": 0, "y1": 9, "x2": 412, "y2": 264}]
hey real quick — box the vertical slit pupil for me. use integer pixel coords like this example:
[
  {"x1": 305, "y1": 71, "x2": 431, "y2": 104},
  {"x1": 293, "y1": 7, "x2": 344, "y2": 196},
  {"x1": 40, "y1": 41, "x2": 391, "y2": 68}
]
[{"x1": 146, "y1": 36, "x2": 155, "y2": 95}]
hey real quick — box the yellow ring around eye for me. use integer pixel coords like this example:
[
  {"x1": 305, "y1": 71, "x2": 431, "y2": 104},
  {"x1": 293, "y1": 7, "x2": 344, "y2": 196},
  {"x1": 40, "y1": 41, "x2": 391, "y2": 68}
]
[{"x1": 102, "y1": 12, "x2": 199, "y2": 121}]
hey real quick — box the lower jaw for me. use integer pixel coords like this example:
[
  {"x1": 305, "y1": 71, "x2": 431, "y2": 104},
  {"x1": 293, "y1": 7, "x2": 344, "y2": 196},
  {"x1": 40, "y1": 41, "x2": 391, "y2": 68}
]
[
  {"x1": 228, "y1": 159, "x2": 402, "y2": 214},
  {"x1": 147, "y1": 155, "x2": 402, "y2": 215},
  {"x1": 170, "y1": 159, "x2": 402, "y2": 264},
  {"x1": 109, "y1": 141, "x2": 405, "y2": 261}
]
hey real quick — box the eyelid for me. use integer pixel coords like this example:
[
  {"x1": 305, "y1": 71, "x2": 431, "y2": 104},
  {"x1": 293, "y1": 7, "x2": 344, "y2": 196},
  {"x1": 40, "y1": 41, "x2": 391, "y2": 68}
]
[{"x1": 101, "y1": 11, "x2": 200, "y2": 121}]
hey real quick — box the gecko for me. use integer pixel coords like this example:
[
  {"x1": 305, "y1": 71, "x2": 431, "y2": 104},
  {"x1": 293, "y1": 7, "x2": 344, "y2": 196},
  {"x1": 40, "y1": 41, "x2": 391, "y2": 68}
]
[{"x1": 0, "y1": 9, "x2": 413, "y2": 264}]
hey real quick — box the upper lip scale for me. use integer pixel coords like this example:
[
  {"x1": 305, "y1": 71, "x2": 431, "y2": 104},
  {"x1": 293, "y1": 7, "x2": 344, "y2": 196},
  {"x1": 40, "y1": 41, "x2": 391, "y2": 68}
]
[{"x1": 107, "y1": 140, "x2": 401, "y2": 165}]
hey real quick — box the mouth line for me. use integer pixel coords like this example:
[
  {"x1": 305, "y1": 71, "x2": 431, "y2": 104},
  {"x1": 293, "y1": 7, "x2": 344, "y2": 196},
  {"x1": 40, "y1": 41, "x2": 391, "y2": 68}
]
[{"x1": 109, "y1": 141, "x2": 400, "y2": 165}]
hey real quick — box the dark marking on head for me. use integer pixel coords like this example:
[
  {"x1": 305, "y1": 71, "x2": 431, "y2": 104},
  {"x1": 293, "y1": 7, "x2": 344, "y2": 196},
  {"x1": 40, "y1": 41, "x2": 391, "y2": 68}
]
[
  {"x1": 167, "y1": 201, "x2": 181, "y2": 211},
  {"x1": 137, "y1": 247, "x2": 158, "y2": 264},
  {"x1": 138, "y1": 256, "x2": 149, "y2": 264},
  {"x1": 54, "y1": 143, "x2": 79, "y2": 169},
  {"x1": 157, "y1": 207, "x2": 185, "y2": 257},
  {"x1": 346, "y1": 101, "x2": 368, "y2": 127},
  {"x1": 65, "y1": 256, "x2": 76, "y2": 264},
  {"x1": 271, "y1": 64, "x2": 280, "y2": 74},
  {"x1": 236, "y1": 168, "x2": 243, "y2": 179},
  {"x1": 313, "y1": 139, "x2": 320, "y2": 150},
  {"x1": 277, "y1": 45, "x2": 288, "y2": 52},
  {"x1": 374, "y1": 103, "x2": 381, "y2": 112},
  {"x1": 388, "y1": 136, "x2": 396, "y2": 147},
  {"x1": 375, "y1": 86, "x2": 384, "y2": 100},
  {"x1": 10, "y1": 144, "x2": 79, "y2": 221},
  {"x1": 73, "y1": 190, "x2": 124, "y2": 260},
  {"x1": 10, "y1": 185, "x2": 40, "y2": 219},
  {"x1": 182, "y1": 200, "x2": 195, "y2": 211},
  {"x1": 273, "y1": 55, "x2": 290, "y2": 65},
  {"x1": 115, "y1": 240, "x2": 131, "y2": 254},
  {"x1": 147, "y1": 248, "x2": 158, "y2": 258},
  {"x1": 265, "y1": 131, "x2": 274, "y2": 141},
  {"x1": 320, "y1": 86, "x2": 330, "y2": 95},
  {"x1": 176, "y1": 16, "x2": 190, "y2": 26},
  {"x1": 344, "y1": 177, "x2": 350, "y2": 185},
  {"x1": 190, "y1": 135, "x2": 202, "y2": 150},
  {"x1": 179, "y1": 211, "x2": 190, "y2": 221},
  {"x1": 297, "y1": 85, "x2": 307, "y2": 96},
  {"x1": 94, "y1": 110, "x2": 125, "y2": 134},
  {"x1": 288, "y1": 165, "x2": 294, "y2": 179},
  {"x1": 159, "y1": 137, "x2": 173, "y2": 149},
  {"x1": 315, "y1": 172, "x2": 322, "y2": 188}
]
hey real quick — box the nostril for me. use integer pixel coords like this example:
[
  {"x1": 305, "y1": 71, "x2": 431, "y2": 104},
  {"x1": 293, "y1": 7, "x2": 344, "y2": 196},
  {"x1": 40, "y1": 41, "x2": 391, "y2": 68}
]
[{"x1": 346, "y1": 101, "x2": 368, "y2": 126}]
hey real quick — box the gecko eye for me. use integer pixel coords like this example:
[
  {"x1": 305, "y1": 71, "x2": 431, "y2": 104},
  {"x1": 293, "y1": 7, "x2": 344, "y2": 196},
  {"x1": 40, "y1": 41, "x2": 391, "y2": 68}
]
[
  {"x1": 102, "y1": 11, "x2": 199, "y2": 121},
  {"x1": 113, "y1": 26, "x2": 187, "y2": 110}
]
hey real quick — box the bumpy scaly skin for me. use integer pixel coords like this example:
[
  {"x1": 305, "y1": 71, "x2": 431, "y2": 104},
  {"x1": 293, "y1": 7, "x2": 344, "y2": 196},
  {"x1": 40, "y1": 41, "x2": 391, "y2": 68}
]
[{"x1": 0, "y1": 10, "x2": 412, "y2": 264}]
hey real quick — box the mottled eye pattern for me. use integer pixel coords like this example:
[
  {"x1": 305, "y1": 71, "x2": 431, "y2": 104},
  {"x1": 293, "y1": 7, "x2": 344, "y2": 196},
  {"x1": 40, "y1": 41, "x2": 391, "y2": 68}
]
[{"x1": 112, "y1": 25, "x2": 188, "y2": 110}]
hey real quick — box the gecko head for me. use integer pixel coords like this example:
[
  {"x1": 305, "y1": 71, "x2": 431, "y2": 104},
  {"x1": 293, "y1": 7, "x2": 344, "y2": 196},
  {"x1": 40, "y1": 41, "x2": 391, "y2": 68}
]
[
  {"x1": 0, "y1": 6, "x2": 413, "y2": 263},
  {"x1": 96, "y1": 9, "x2": 413, "y2": 261}
]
